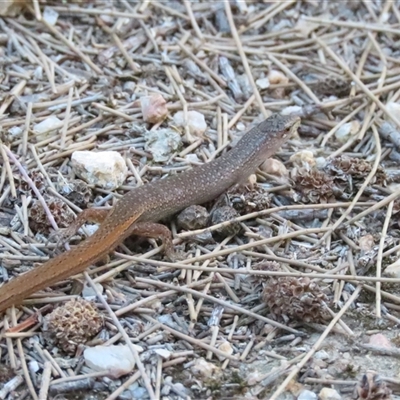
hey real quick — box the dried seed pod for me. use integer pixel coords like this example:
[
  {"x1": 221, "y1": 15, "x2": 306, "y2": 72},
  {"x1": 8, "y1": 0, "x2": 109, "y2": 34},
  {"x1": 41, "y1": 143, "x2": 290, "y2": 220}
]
[
  {"x1": 19, "y1": 171, "x2": 46, "y2": 194},
  {"x1": 57, "y1": 179, "x2": 92, "y2": 208},
  {"x1": 177, "y1": 205, "x2": 209, "y2": 230},
  {"x1": 211, "y1": 206, "x2": 241, "y2": 236},
  {"x1": 262, "y1": 276, "x2": 329, "y2": 323},
  {"x1": 354, "y1": 372, "x2": 391, "y2": 400},
  {"x1": 43, "y1": 298, "x2": 103, "y2": 354},
  {"x1": 29, "y1": 196, "x2": 75, "y2": 234},
  {"x1": 292, "y1": 167, "x2": 338, "y2": 203},
  {"x1": 228, "y1": 187, "x2": 271, "y2": 215},
  {"x1": 313, "y1": 75, "x2": 351, "y2": 98},
  {"x1": 326, "y1": 156, "x2": 387, "y2": 186}
]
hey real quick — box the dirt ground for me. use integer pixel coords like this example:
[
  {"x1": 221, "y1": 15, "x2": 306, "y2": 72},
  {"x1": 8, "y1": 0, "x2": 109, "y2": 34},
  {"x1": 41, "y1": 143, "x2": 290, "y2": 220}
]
[{"x1": 1, "y1": 1, "x2": 400, "y2": 399}]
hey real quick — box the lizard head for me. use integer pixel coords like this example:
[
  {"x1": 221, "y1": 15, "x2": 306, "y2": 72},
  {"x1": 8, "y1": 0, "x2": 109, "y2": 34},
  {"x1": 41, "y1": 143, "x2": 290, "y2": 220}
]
[{"x1": 259, "y1": 113, "x2": 301, "y2": 141}]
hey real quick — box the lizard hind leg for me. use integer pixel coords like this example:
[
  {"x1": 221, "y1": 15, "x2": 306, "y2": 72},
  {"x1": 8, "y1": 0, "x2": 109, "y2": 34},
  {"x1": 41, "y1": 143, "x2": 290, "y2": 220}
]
[
  {"x1": 129, "y1": 222, "x2": 183, "y2": 261},
  {"x1": 48, "y1": 208, "x2": 111, "y2": 248}
]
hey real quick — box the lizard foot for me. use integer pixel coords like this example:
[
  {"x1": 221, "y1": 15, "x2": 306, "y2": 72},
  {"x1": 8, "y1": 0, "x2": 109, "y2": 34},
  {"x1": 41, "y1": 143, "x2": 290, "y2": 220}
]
[{"x1": 165, "y1": 247, "x2": 186, "y2": 262}]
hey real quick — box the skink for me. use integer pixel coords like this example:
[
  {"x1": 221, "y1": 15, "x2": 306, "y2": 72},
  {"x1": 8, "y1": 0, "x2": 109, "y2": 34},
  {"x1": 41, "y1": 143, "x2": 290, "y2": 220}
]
[{"x1": 0, "y1": 113, "x2": 300, "y2": 313}]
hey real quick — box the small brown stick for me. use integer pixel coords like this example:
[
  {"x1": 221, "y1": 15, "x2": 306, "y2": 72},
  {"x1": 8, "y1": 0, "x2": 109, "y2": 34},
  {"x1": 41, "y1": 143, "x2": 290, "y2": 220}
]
[
  {"x1": 321, "y1": 101, "x2": 367, "y2": 147},
  {"x1": 137, "y1": 277, "x2": 304, "y2": 335},
  {"x1": 269, "y1": 285, "x2": 362, "y2": 400},
  {"x1": 41, "y1": 19, "x2": 102, "y2": 75},
  {"x1": 38, "y1": 361, "x2": 52, "y2": 400},
  {"x1": 183, "y1": 0, "x2": 203, "y2": 40},
  {"x1": 268, "y1": 54, "x2": 320, "y2": 104},
  {"x1": 376, "y1": 200, "x2": 394, "y2": 318},
  {"x1": 315, "y1": 36, "x2": 400, "y2": 130},
  {"x1": 178, "y1": 42, "x2": 227, "y2": 88},
  {"x1": 22, "y1": 102, "x2": 33, "y2": 159},
  {"x1": 224, "y1": 1, "x2": 267, "y2": 117},
  {"x1": 304, "y1": 16, "x2": 400, "y2": 35},
  {"x1": 347, "y1": 186, "x2": 400, "y2": 225},
  {"x1": 60, "y1": 87, "x2": 74, "y2": 149},
  {"x1": 0, "y1": 145, "x2": 17, "y2": 198},
  {"x1": 105, "y1": 371, "x2": 141, "y2": 400}
]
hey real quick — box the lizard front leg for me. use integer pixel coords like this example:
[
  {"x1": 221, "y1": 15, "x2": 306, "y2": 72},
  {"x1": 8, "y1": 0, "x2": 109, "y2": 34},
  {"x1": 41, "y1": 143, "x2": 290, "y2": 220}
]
[
  {"x1": 49, "y1": 208, "x2": 111, "y2": 246},
  {"x1": 129, "y1": 222, "x2": 182, "y2": 261}
]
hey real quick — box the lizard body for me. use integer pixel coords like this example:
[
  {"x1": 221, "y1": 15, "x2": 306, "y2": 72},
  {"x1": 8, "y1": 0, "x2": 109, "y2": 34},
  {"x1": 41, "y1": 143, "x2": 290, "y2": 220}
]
[{"x1": 0, "y1": 113, "x2": 300, "y2": 313}]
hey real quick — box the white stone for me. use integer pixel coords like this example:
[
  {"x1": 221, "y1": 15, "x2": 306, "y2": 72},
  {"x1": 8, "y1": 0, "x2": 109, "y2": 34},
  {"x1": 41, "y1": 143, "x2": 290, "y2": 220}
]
[
  {"x1": 71, "y1": 151, "x2": 128, "y2": 190},
  {"x1": 384, "y1": 259, "x2": 400, "y2": 278},
  {"x1": 8, "y1": 126, "x2": 22, "y2": 137},
  {"x1": 281, "y1": 106, "x2": 302, "y2": 115},
  {"x1": 319, "y1": 387, "x2": 342, "y2": 400},
  {"x1": 314, "y1": 350, "x2": 329, "y2": 360},
  {"x1": 358, "y1": 234, "x2": 374, "y2": 252},
  {"x1": 82, "y1": 283, "x2": 103, "y2": 299},
  {"x1": 43, "y1": 6, "x2": 59, "y2": 25},
  {"x1": 144, "y1": 128, "x2": 181, "y2": 163},
  {"x1": 154, "y1": 348, "x2": 171, "y2": 359},
  {"x1": 33, "y1": 116, "x2": 63, "y2": 140},
  {"x1": 256, "y1": 77, "x2": 270, "y2": 89},
  {"x1": 191, "y1": 358, "x2": 219, "y2": 378},
  {"x1": 140, "y1": 94, "x2": 168, "y2": 124},
  {"x1": 84, "y1": 344, "x2": 143, "y2": 378},
  {"x1": 335, "y1": 121, "x2": 360, "y2": 143},
  {"x1": 217, "y1": 341, "x2": 233, "y2": 361},
  {"x1": 173, "y1": 110, "x2": 207, "y2": 137},
  {"x1": 260, "y1": 158, "x2": 288, "y2": 177},
  {"x1": 386, "y1": 102, "x2": 400, "y2": 123},
  {"x1": 290, "y1": 150, "x2": 315, "y2": 167},
  {"x1": 298, "y1": 390, "x2": 317, "y2": 400},
  {"x1": 267, "y1": 70, "x2": 289, "y2": 85}
]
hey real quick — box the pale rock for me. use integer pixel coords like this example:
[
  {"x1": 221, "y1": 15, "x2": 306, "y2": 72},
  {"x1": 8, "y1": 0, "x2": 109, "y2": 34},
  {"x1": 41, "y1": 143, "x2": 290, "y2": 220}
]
[
  {"x1": 173, "y1": 110, "x2": 207, "y2": 137},
  {"x1": 144, "y1": 128, "x2": 181, "y2": 162},
  {"x1": 185, "y1": 153, "x2": 201, "y2": 164},
  {"x1": 319, "y1": 387, "x2": 342, "y2": 400},
  {"x1": 154, "y1": 348, "x2": 171, "y2": 359},
  {"x1": 386, "y1": 102, "x2": 400, "y2": 123},
  {"x1": 191, "y1": 358, "x2": 219, "y2": 378},
  {"x1": 358, "y1": 234, "x2": 374, "y2": 252},
  {"x1": 314, "y1": 350, "x2": 329, "y2": 360},
  {"x1": 295, "y1": 17, "x2": 319, "y2": 36},
  {"x1": 140, "y1": 94, "x2": 168, "y2": 124},
  {"x1": 84, "y1": 344, "x2": 143, "y2": 378},
  {"x1": 217, "y1": 341, "x2": 233, "y2": 361},
  {"x1": 268, "y1": 70, "x2": 289, "y2": 85},
  {"x1": 335, "y1": 121, "x2": 360, "y2": 143},
  {"x1": 290, "y1": 150, "x2": 315, "y2": 167},
  {"x1": 388, "y1": 183, "x2": 400, "y2": 194},
  {"x1": 236, "y1": 121, "x2": 246, "y2": 131},
  {"x1": 260, "y1": 158, "x2": 288, "y2": 177},
  {"x1": 369, "y1": 333, "x2": 392, "y2": 349},
  {"x1": 33, "y1": 66, "x2": 43, "y2": 80},
  {"x1": 315, "y1": 157, "x2": 327, "y2": 169},
  {"x1": 82, "y1": 283, "x2": 103, "y2": 300},
  {"x1": 33, "y1": 115, "x2": 63, "y2": 140},
  {"x1": 247, "y1": 174, "x2": 257, "y2": 187},
  {"x1": 43, "y1": 6, "x2": 58, "y2": 25},
  {"x1": 28, "y1": 360, "x2": 40, "y2": 373},
  {"x1": 281, "y1": 106, "x2": 302, "y2": 115},
  {"x1": 298, "y1": 390, "x2": 317, "y2": 400},
  {"x1": 8, "y1": 126, "x2": 23, "y2": 137},
  {"x1": 256, "y1": 77, "x2": 270, "y2": 89},
  {"x1": 384, "y1": 259, "x2": 400, "y2": 278},
  {"x1": 71, "y1": 151, "x2": 128, "y2": 190}
]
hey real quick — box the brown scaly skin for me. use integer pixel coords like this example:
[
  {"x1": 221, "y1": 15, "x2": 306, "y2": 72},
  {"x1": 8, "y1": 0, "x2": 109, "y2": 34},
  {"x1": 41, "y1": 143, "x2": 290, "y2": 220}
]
[{"x1": 0, "y1": 113, "x2": 301, "y2": 313}]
